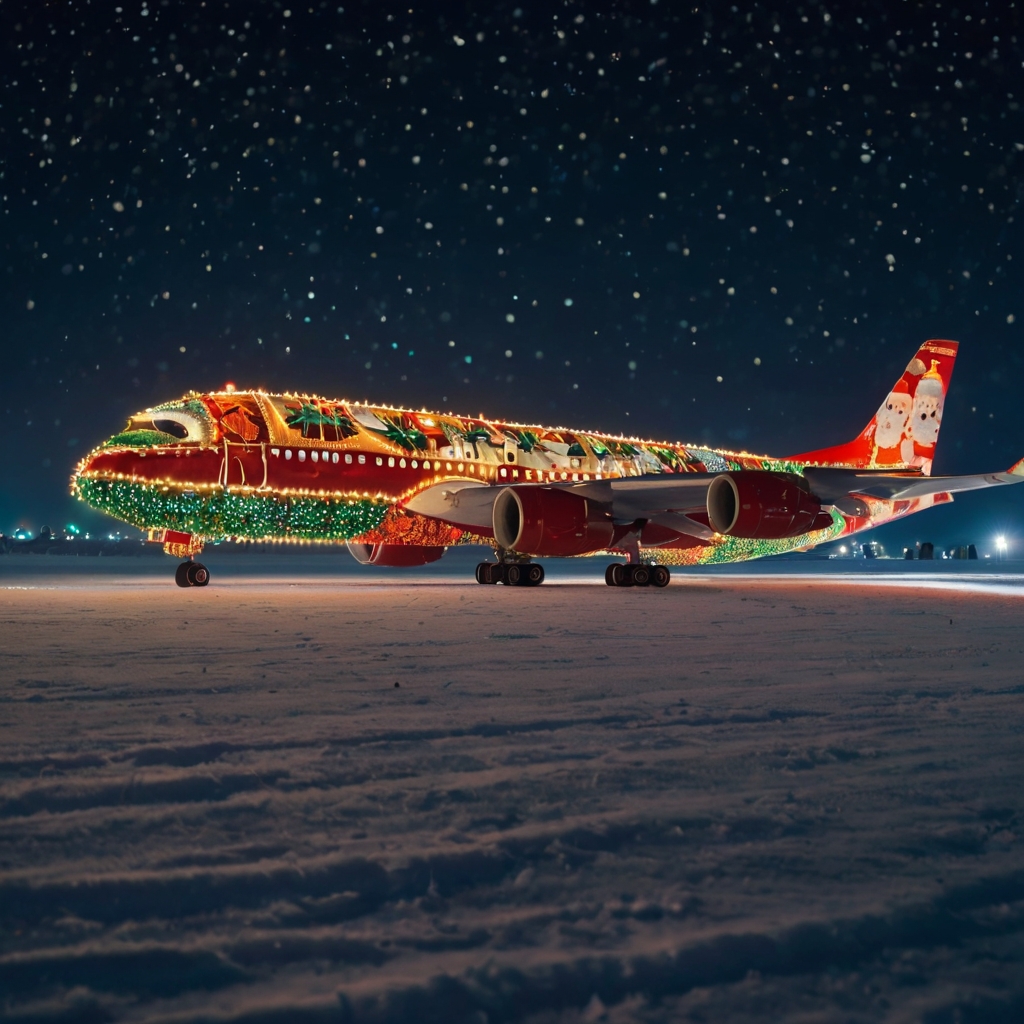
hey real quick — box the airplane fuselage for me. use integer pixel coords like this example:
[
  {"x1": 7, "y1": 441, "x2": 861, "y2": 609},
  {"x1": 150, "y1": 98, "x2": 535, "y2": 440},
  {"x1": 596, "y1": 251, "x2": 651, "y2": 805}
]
[{"x1": 73, "y1": 387, "x2": 940, "y2": 567}]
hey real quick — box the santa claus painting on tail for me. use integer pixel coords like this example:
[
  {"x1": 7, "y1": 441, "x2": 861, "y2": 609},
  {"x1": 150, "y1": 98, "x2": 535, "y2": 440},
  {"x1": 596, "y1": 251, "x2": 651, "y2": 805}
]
[
  {"x1": 871, "y1": 377, "x2": 913, "y2": 467},
  {"x1": 905, "y1": 359, "x2": 946, "y2": 473},
  {"x1": 863, "y1": 344, "x2": 954, "y2": 474},
  {"x1": 789, "y1": 340, "x2": 957, "y2": 476}
]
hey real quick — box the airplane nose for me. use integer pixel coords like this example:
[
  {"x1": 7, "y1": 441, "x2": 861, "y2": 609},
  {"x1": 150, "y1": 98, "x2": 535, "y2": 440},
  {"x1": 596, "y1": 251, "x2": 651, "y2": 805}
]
[
  {"x1": 74, "y1": 443, "x2": 113, "y2": 481},
  {"x1": 78, "y1": 448, "x2": 102, "y2": 475},
  {"x1": 77, "y1": 443, "x2": 126, "y2": 479},
  {"x1": 76, "y1": 439, "x2": 224, "y2": 487}
]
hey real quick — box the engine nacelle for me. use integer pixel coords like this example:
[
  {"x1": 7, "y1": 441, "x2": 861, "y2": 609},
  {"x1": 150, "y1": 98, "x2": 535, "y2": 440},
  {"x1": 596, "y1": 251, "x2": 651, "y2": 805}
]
[
  {"x1": 346, "y1": 542, "x2": 446, "y2": 566},
  {"x1": 492, "y1": 486, "x2": 613, "y2": 557},
  {"x1": 706, "y1": 471, "x2": 828, "y2": 539}
]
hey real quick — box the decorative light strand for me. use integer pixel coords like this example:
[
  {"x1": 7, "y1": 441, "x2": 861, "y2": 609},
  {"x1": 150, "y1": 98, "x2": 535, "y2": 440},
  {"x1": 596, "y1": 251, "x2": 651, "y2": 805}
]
[{"x1": 74, "y1": 476, "x2": 390, "y2": 543}]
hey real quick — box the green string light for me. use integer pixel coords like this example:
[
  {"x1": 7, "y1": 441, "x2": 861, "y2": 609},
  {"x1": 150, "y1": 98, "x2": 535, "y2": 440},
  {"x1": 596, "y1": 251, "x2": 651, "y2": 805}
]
[
  {"x1": 650, "y1": 508, "x2": 845, "y2": 566},
  {"x1": 74, "y1": 476, "x2": 389, "y2": 542}
]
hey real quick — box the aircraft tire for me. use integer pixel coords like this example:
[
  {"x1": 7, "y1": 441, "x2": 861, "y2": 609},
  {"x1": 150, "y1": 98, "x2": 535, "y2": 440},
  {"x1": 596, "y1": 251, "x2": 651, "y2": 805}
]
[
  {"x1": 505, "y1": 564, "x2": 523, "y2": 586},
  {"x1": 606, "y1": 563, "x2": 631, "y2": 587},
  {"x1": 631, "y1": 565, "x2": 651, "y2": 587},
  {"x1": 175, "y1": 562, "x2": 192, "y2": 588},
  {"x1": 525, "y1": 563, "x2": 545, "y2": 586},
  {"x1": 651, "y1": 565, "x2": 671, "y2": 588},
  {"x1": 186, "y1": 562, "x2": 210, "y2": 587},
  {"x1": 475, "y1": 562, "x2": 497, "y2": 584}
]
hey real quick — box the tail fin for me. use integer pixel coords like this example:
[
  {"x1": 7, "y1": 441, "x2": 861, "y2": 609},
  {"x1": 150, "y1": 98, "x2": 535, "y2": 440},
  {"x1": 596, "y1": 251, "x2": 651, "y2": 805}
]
[{"x1": 789, "y1": 339, "x2": 958, "y2": 476}]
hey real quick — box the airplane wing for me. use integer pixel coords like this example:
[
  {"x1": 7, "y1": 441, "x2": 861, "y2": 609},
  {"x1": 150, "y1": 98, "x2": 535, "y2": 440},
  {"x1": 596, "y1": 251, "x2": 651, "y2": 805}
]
[
  {"x1": 404, "y1": 458, "x2": 1024, "y2": 538},
  {"x1": 403, "y1": 475, "x2": 717, "y2": 540},
  {"x1": 579, "y1": 477, "x2": 717, "y2": 538},
  {"x1": 404, "y1": 480, "x2": 496, "y2": 532}
]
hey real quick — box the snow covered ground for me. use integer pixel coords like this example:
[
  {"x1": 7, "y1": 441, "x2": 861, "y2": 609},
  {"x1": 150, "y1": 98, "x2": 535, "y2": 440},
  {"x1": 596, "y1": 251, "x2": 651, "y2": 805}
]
[{"x1": 2, "y1": 554, "x2": 1023, "y2": 1023}]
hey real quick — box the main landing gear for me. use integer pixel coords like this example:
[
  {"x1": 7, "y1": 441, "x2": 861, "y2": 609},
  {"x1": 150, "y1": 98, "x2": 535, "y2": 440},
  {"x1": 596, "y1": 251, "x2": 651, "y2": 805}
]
[
  {"x1": 475, "y1": 561, "x2": 545, "y2": 586},
  {"x1": 175, "y1": 560, "x2": 211, "y2": 588},
  {"x1": 604, "y1": 563, "x2": 670, "y2": 588}
]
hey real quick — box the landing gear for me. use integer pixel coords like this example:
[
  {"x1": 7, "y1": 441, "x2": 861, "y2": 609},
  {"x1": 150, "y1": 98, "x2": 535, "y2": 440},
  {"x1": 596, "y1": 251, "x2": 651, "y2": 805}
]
[
  {"x1": 475, "y1": 560, "x2": 545, "y2": 586},
  {"x1": 476, "y1": 561, "x2": 500, "y2": 584},
  {"x1": 187, "y1": 562, "x2": 210, "y2": 587},
  {"x1": 507, "y1": 562, "x2": 545, "y2": 586},
  {"x1": 651, "y1": 565, "x2": 671, "y2": 588},
  {"x1": 605, "y1": 562, "x2": 670, "y2": 588},
  {"x1": 175, "y1": 561, "x2": 210, "y2": 588},
  {"x1": 605, "y1": 563, "x2": 628, "y2": 587}
]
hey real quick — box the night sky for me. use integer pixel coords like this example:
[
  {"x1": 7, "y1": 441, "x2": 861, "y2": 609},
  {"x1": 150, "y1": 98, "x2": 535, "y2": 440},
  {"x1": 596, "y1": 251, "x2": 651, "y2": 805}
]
[{"x1": 2, "y1": 1, "x2": 1021, "y2": 551}]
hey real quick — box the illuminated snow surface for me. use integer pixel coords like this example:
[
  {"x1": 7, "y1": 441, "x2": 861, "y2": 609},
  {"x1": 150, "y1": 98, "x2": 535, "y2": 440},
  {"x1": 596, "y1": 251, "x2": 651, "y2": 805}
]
[{"x1": 2, "y1": 553, "x2": 1023, "y2": 1023}]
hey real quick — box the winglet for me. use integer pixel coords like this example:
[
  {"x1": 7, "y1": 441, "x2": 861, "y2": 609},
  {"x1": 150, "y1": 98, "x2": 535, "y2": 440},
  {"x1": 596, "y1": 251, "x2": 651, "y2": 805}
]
[{"x1": 1010, "y1": 457, "x2": 1024, "y2": 478}]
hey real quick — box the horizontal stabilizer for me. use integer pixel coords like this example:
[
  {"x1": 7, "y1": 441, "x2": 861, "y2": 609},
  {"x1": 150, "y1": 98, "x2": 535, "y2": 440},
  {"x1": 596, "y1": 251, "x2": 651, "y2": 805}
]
[{"x1": 804, "y1": 466, "x2": 1024, "y2": 506}]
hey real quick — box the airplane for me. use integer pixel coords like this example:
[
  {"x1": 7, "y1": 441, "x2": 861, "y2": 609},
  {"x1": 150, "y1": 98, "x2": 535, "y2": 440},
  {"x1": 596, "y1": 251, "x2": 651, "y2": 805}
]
[{"x1": 72, "y1": 339, "x2": 1023, "y2": 588}]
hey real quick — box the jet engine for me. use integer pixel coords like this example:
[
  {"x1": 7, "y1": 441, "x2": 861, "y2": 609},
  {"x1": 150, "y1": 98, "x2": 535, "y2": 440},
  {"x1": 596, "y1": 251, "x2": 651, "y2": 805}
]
[
  {"x1": 346, "y1": 542, "x2": 446, "y2": 566},
  {"x1": 492, "y1": 486, "x2": 613, "y2": 556},
  {"x1": 706, "y1": 471, "x2": 830, "y2": 539}
]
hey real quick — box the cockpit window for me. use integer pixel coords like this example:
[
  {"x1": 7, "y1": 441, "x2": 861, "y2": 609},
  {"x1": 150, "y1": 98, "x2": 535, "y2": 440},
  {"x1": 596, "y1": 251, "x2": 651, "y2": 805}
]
[
  {"x1": 153, "y1": 418, "x2": 190, "y2": 439},
  {"x1": 144, "y1": 405, "x2": 210, "y2": 443},
  {"x1": 103, "y1": 398, "x2": 214, "y2": 448}
]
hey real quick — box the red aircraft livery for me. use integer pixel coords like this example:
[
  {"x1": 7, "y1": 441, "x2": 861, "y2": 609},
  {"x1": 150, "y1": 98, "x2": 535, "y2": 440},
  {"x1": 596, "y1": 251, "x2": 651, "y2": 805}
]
[{"x1": 73, "y1": 339, "x2": 1023, "y2": 588}]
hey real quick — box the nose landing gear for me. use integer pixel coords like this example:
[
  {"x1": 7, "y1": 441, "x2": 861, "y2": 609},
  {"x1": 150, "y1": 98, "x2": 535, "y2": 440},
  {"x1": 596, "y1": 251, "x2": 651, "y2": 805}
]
[{"x1": 175, "y1": 561, "x2": 211, "y2": 588}]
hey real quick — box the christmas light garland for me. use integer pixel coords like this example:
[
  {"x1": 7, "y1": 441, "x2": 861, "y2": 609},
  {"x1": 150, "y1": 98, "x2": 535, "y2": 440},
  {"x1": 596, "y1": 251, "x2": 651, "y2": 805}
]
[
  {"x1": 646, "y1": 508, "x2": 846, "y2": 566},
  {"x1": 74, "y1": 476, "x2": 390, "y2": 543},
  {"x1": 105, "y1": 429, "x2": 181, "y2": 449}
]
